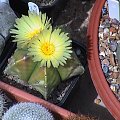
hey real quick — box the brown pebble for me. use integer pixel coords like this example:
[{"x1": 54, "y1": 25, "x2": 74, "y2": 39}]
[
  {"x1": 111, "y1": 72, "x2": 119, "y2": 79},
  {"x1": 109, "y1": 36, "x2": 116, "y2": 40},
  {"x1": 109, "y1": 53, "x2": 115, "y2": 66},
  {"x1": 116, "y1": 74, "x2": 120, "y2": 84},
  {"x1": 102, "y1": 59, "x2": 109, "y2": 66},
  {"x1": 110, "y1": 27, "x2": 117, "y2": 33},
  {"x1": 101, "y1": 42, "x2": 107, "y2": 49},
  {"x1": 95, "y1": 99, "x2": 101, "y2": 104},
  {"x1": 110, "y1": 85, "x2": 116, "y2": 92},
  {"x1": 99, "y1": 46, "x2": 105, "y2": 52}
]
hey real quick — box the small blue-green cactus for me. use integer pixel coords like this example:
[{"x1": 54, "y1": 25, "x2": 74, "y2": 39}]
[
  {"x1": 0, "y1": 90, "x2": 5, "y2": 119},
  {"x1": 2, "y1": 102, "x2": 54, "y2": 120}
]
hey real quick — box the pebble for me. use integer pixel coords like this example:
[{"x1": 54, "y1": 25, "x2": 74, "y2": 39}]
[
  {"x1": 99, "y1": 1, "x2": 120, "y2": 101},
  {"x1": 0, "y1": 2, "x2": 16, "y2": 38},
  {"x1": 116, "y1": 43, "x2": 120, "y2": 67},
  {"x1": 0, "y1": 2, "x2": 16, "y2": 55},
  {"x1": 109, "y1": 40, "x2": 117, "y2": 52},
  {"x1": 109, "y1": 53, "x2": 116, "y2": 66}
]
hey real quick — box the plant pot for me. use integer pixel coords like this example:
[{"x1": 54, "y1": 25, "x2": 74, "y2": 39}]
[
  {"x1": 87, "y1": 0, "x2": 120, "y2": 119},
  {"x1": 9, "y1": 0, "x2": 68, "y2": 22},
  {"x1": 0, "y1": 34, "x2": 86, "y2": 105},
  {"x1": 0, "y1": 81, "x2": 75, "y2": 119},
  {"x1": 0, "y1": 35, "x2": 16, "y2": 73}
]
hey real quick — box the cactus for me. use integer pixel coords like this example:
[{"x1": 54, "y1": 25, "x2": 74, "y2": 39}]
[
  {"x1": 0, "y1": 90, "x2": 7, "y2": 119},
  {"x1": 2, "y1": 102, "x2": 54, "y2": 120},
  {"x1": 58, "y1": 51, "x2": 84, "y2": 81},
  {"x1": 0, "y1": 91, "x2": 4, "y2": 119},
  {"x1": 4, "y1": 49, "x2": 61, "y2": 99},
  {"x1": 5, "y1": 10, "x2": 84, "y2": 99}
]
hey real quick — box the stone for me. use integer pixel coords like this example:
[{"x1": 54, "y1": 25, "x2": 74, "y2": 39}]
[
  {"x1": 98, "y1": 0, "x2": 120, "y2": 101},
  {"x1": 0, "y1": 1, "x2": 16, "y2": 39},
  {"x1": 102, "y1": 59, "x2": 109, "y2": 66},
  {"x1": 102, "y1": 7, "x2": 107, "y2": 15},
  {"x1": 116, "y1": 43, "x2": 120, "y2": 67},
  {"x1": 111, "y1": 72, "x2": 119, "y2": 79},
  {"x1": 111, "y1": 18, "x2": 119, "y2": 25},
  {"x1": 110, "y1": 84, "x2": 116, "y2": 92},
  {"x1": 109, "y1": 40, "x2": 117, "y2": 52},
  {"x1": 102, "y1": 64, "x2": 109, "y2": 74},
  {"x1": 110, "y1": 27, "x2": 117, "y2": 33},
  {"x1": 116, "y1": 74, "x2": 120, "y2": 84},
  {"x1": 109, "y1": 53, "x2": 116, "y2": 66}
]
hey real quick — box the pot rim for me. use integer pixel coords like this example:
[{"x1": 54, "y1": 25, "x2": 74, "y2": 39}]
[
  {"x1": 87, "y1": 0, "x2": 120, "y2": 119},
  {"x1": 0, "y1": 81, "x2": 75, "y2": 119}
]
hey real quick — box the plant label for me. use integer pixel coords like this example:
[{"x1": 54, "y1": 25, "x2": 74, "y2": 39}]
[
  {"x1": 0, "y1": 0, "x2": 8, "y2": 3},
  {"x1": 28, "y1": 2, "x2": 39, "y2": 15},
  {"x1": 108, "y1": 0, "x2": 120, "y2": 21}
]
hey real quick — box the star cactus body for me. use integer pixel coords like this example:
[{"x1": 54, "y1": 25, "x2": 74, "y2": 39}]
[{"x1": 5, "y1": 11, "x2": 84, "y2": 99}]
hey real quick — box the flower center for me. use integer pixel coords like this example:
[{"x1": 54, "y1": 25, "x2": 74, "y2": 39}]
[
  {"x1": 41, "y1": 42, "x2": 55, "y2": 56},
  {"x1": 27, "y1": 29, "x2": 40, "y2": 39}
]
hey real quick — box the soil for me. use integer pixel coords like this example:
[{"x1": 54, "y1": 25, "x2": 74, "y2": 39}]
[
  {"x1": 0, "y1": 75, "x2": 80, "y2": 106},
  {"x1": 54, "y1": 0, "x2": 94, "y2": 46},
  {"x1": 31, "y1": 0, "x2": 55, "y2": 6}
]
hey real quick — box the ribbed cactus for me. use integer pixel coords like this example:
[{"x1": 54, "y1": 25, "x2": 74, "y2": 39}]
[
  {"x1": 4, "y1": 49, "x2": 61, "y2": 99},
  {"x1": 0, "y1": 94, "x2": 4, "y2": 119},
  {"x1": 0, "y1": 90, "x2": 5, "y2": 119},
  {"x1": 4, "y1": 49, "x2": 84, "y2": 99},
  {"x1": 58, "y1": 52, "x2": 84, "y2": 81},
  {"x1": 2, "y1": 102, "x2": 54, "y2": 120},
  {"x1": 5, "y1": 10, "x2": 84, "y2": 99}
]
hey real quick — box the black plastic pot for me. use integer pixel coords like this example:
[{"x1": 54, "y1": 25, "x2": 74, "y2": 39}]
[
  {"x1": 0, "y1": 36, "x2": 87, "y2": 106},
  {"x1": 9, "y1": 0, "x2": 68, "y2": 22},
  {"x1": 0, "y1": 35, "x2": 16, "y2": 73}
]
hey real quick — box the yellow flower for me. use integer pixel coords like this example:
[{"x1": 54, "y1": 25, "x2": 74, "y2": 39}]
[
  {"x1": 28, "y1": 28, "x2": 72, "y2": 68},
  {"x1": 10, "y1": 11, "x2": 51, "y2": 48}
]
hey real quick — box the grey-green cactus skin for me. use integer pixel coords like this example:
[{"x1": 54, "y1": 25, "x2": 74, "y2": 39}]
[
  {"x1": 4, "y1": 49, "x2": 84, "y2": 99},
  {"x1": 4, "y1": 49, "x2": 61, "y2": 99},
  {"x1": 2, "y1": 102, "x2": 54, "y2": 120},
  {"x1": 58, "y1": 51, "x2": 84, "y2": 81}
]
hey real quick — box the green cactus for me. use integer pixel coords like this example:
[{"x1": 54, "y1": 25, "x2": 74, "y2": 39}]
[
  {"x1": 2, "y1": 102, "x2": 54, "y2": 120},
  {"x1": 4, "y1": 49, "x2": 84, "y2": 99},
  {"x1": 5, "y1": 11, "x2": 84, "y2": 99},
  {"x1": 0, "y1": 90, "x2": 7, "y2": 119},
  {"x1": 4, "y1": 49, "x2": 61, "y2": 99},
  {"x1": 58, "y1": 52, "x2": 84, "y2": 81},
  {"x1": 4, "y1": 49, "x2": 38, "y2": 83}
]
